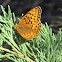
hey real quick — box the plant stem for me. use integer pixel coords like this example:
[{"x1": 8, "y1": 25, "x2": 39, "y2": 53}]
[
  {"x1": 0, "y1": 47, "x2": 16, "y2": 55},
  {"x1": 0, "y1": 37, "x2": 35, "y2": 62}
]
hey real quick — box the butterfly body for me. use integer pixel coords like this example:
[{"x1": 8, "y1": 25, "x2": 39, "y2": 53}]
[{"x1": 13, "y1": 6, "x2": 42, "y2": 40}]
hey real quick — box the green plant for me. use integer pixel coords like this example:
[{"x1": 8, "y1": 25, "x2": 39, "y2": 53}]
[{"x1": 0, "y1": 5, "x2": 62, "y2": 62}]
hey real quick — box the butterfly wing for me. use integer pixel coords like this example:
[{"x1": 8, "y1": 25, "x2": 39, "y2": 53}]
[
  {"x1": 13, "y1": 6, "x2": 42, "y2": 40},
  {"x1": 13, "y1": 25, "x2": 38, "y2": 40},
  {"x1": 18, "y1": 6, "x2": 42, "y2": 33}
]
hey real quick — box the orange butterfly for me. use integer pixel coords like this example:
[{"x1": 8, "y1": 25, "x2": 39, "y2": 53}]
[{"x1": 13, "y1": 6, "x2": 42, "y2": 40}]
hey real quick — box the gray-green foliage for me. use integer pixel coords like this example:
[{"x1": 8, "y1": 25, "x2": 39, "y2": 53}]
[{"x1": 0, "y1": 5, "x2": 62, "y2": 62}]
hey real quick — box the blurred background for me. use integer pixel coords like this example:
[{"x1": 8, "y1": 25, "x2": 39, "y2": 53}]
[{"x1": 0, "y1": 0, "x2": 62, "y2": 34}]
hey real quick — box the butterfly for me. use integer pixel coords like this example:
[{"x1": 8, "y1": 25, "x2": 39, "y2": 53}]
[{"x1": 13, "y1": 6, "x2": 42, "y2": 40}]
